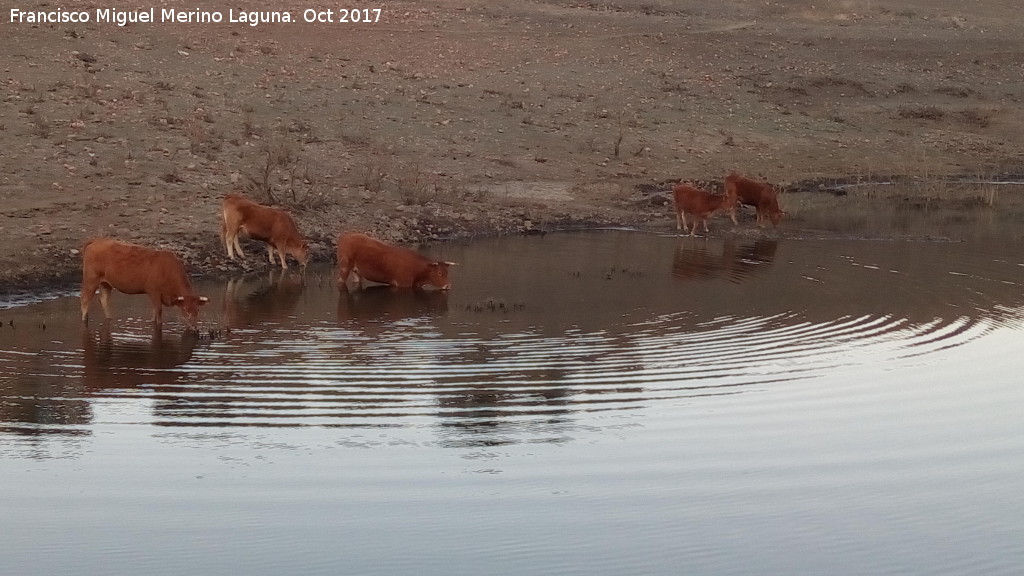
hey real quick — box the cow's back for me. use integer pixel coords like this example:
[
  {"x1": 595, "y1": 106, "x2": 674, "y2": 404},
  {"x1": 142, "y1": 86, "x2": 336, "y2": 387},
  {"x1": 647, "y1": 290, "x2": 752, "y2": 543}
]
[
  {"x1": 83, "y1": 238, "x2": 189, "y2": 296},
  {"x1": 673, "y1": 183, "x2": 725, "y2": 214},
  {"x1": 338, "y1": 232, "x2": 428, "y2": 286},
  {"x1": 725, "y1": 174, "x2": 763, "y2": 204},
  {"x1": 225, "y1": 194, "x2": 300, "y2": 241}
]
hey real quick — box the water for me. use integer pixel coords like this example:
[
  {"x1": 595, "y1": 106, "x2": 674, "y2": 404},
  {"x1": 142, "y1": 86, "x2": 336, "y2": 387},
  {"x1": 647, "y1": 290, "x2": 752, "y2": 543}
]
[{"x1": 2, "y1": 231, "x2": 1023, "y2": 575}]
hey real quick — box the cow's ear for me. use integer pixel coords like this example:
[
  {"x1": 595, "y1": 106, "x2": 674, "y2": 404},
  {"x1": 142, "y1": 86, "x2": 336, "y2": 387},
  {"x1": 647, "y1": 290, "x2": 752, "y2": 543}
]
[{"x1": 443, "y1": 261, "x2": 458, "y2": 266}]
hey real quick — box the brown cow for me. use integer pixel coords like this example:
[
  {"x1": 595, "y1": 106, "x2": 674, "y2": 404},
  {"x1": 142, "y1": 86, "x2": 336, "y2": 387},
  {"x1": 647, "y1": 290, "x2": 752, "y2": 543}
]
[
  {"x1": 724, "y1": 173, "x2": 785, "y2": 227},
  {"x1": 81, "y1": 238, "x2": 209, "y2": 329},
  {"x1": 672, "y1": 182, "x2": 738, "y2": 236},
  {"x1": 221, "y1": 193, "x2": 310, "y2": 269},
  {"x1": 336, "y1": 232, "x2": 455, "y2": 290}
]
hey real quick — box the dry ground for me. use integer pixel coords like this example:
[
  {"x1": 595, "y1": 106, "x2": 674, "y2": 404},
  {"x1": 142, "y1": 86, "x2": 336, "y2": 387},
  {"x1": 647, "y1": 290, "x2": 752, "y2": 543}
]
[{"x1": 2, "y1": 0, "x2": 1023, "y2": 291}]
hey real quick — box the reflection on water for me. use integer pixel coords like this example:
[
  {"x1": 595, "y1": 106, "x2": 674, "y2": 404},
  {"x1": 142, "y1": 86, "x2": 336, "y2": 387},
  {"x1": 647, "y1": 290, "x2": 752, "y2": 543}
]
[
  {"x1": 221, "y1": 269, "x2": 306, "y2": 328},
  {"x1": 337, "y1": 285, "x2": 449, "y2": 323},
  {"x1": 1, "y1": 231, "x2": 1023, "y2": 576},
  {"x1": 672, "y1": 238, "x2": 778, "y2": 283},
  {"x1": 1, "y1": 233, "x2": 1022, "y2": 440}
]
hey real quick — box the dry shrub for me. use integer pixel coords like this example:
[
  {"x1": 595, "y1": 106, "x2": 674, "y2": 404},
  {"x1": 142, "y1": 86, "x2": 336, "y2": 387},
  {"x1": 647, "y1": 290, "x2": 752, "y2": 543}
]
[
  {"x1": 898, "y1": 105, "x2": 944, "y2": 120},
  {"x1": 935, "y1": 86, "x2": 973, "y2": 98},
  {"x1": 957, "y1": 109, "x2": 992, "y2": 128},
  {"x1": 32, "y1": 117, "x2": 51, "y2": 139},
  {"x1": 397, "y1": 163, "x2": 443, "y2": 205},
  {"x1": 244, "y1": 136, "x2": 325, "y2": 207},
  {"x1": 361, "y1": 145, "x2": 392, "y2": 193}
]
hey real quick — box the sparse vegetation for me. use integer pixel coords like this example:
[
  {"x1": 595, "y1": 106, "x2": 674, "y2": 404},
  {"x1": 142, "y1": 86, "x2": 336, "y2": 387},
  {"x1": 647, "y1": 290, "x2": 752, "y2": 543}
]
[
  {"x1": 360, "y1": 145, "x2": 392, "y2": 194},
  {"x1": 32, "y1": 117, "x2": 51, "y2": 139},
  {"x1": 898, "y1": 105, "x2": 944, "y2": 120},
  {"x1": 957, "y1": 108, "x2": 992, "y2": 128}
]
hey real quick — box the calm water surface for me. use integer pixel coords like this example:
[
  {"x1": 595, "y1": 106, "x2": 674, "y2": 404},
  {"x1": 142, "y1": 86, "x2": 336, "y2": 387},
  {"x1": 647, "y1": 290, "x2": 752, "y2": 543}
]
[{"x1": 1, "y1": 231, "x2": 1023, "y2": 575}]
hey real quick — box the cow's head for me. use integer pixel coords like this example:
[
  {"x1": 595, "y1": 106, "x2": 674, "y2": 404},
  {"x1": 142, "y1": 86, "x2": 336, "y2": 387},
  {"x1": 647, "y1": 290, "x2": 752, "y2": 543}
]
[
  {"x1": 174, "y1": 295, "x2": 210, "y2": 330},
  {"x1": 766, "y1": 187, "x2": 784, "y2": 227},
  {"x1": 293, "y1": 241, "x2": 311, "y2": 268},
  {"x1": 425, "y1": 261, "x2": 456, "y2": 291},
  {"x1": 722, "y1": 187, "x2": 740, "y2": 211}
]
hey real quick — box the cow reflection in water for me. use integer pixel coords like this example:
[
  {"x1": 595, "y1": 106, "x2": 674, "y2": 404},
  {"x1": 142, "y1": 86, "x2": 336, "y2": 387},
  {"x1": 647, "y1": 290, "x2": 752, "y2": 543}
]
[
  {"x1": 0, "y1": 351, "x2": 93, "y2": 438},
  {"x1": 0, "y1": 325, "x2": 198, "y2": 440},
  {"x1": 672, "y1": 238, "x2": 778, "y2": 283},
  {"x1": 82, "y1": 324, "x2": 200, "y2": 391},
  {"x1": 222, "y1": 269, "x2": 305, "y2": 328},
  {"x1": 336, "y1": 285, "x2": 448, "y2": 324}
]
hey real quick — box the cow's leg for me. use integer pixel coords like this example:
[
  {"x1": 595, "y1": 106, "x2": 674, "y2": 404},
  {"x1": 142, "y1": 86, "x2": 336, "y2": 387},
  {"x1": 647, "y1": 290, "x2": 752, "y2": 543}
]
[
  {"x1": 222, "y1": 220, "x2": 234, "y2": 259},
  {"x1": 729, "y1": 208, "x2": 739, "y2": 225},
  {"x1": 232, "y1": 233, "x2": 245, "y2": 258},
  {"x1": 702, "y1": 218, "x2": 710, "y2": 234},
  {"x1": 98, "y1": 284, "x2": 114, "y2": 319},
  {"x1": 80, "y1": 276, "x2": 100, "y2": 322},
  {"x1": 675, "y1": 208, "x2": 684, "y2": 231},
  {"x1": 276, "y1": 244, "x2": 289, "y2": 269},
  {"x1": 337, "y1": 259, "x2": 351, "y2": 288},
  {"x1": 225, "y1": 225, "x2": 241, "y2": 260},
  {"x1": 149, "y1": 294, "x2": 164, "y2": 324}
]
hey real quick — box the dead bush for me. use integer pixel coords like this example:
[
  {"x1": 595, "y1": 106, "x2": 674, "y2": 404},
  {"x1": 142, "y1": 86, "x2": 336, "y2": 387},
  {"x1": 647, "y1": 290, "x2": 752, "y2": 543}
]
[
  {"x1": 245, "y1": 137, "x2": 297, "y2": 203},
  {"x1": 397, "y1": 163, "x2": 442, "y2": 205},
  {"x1": 242, "y1": 135, "x2": 326, "y2": 208},
  {"x1": 957, "y1": 109, "x2": 992, "y2": 128},
  {"x1": 361, "y1": 145, "x2": 392, "y2": 193},
  {"x1": 898, "y1": 105, "x2": 944, "y2": 120}
]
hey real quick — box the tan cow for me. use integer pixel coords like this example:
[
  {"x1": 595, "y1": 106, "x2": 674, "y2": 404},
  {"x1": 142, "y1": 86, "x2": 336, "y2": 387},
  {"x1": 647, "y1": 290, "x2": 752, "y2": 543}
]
[
  {"x1": 724, "y1": 173, "x2": 785, "y2": 227},
  {"x1": 80, "y1": 238, "x2": 209, "y2": 329},
  {"x1": 221, "y1": 193, "x2": 310, "y2": 269},
  {"x1": 336, "y1": 232, "x2": 455, "y2": 290},
  {"x1": 672, "y1": 182, "x2": 738, "y2": 236}
]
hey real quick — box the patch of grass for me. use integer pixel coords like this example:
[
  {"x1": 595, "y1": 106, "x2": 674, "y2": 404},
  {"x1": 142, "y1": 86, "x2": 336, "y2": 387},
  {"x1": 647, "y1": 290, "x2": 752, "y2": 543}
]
[
  {"x1": 808, "y1": 76, "x2": 871, "y2": 95},
  {"x1": 957, "y1": 108, "x2": 992, "y2": 128},
  {"x1": 184, "y1": 118, "x2": 212, "y2": 155},
  {"x1": 397, "y1": 163, "x2": 443, "y2": 205},
  {"x1": 898, "y1": 105, "x2": 944, "y2": 120},
  {"x1": 75, "y1": 76, "x2": 99, "y2": 100},
  {"x1": 360, "y1": 145, "x2": 392, "y2": 193},
  {"x1": 160, "y1": 170, "x2": 183, "y2": 183},
  {"x1": 935, "y1": 86, "x2": 973, "y2": 98},
  {"x1": 32, "y1": 117, "x2": 51, "y2": 139}
]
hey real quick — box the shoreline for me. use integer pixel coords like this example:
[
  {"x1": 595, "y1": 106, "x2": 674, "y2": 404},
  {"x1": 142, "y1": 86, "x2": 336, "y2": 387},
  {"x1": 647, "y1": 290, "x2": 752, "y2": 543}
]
[{"x1": 5, "y1": 171, "x2": 1020, "y2": 301}]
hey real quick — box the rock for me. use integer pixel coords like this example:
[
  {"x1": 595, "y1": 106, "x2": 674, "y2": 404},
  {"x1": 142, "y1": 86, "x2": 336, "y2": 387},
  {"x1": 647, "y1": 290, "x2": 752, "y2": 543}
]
[{"x1": 649, "y1": 194, "x2": 670, "y2": 206}]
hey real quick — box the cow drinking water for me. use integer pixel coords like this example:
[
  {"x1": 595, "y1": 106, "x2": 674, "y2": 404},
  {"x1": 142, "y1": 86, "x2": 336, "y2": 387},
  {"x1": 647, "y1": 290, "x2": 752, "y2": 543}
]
[
  {"x1": 80, "y1": 238, "x2": 209, "y2": 329},
  {"x1": 724, "y1": 173, "x2": 785, "y2": 227},
  {"x1": 336, "y1": 232, "x2": 455, "y2": 290},
  {"x1": 221, "y1": 193, "x2": 310, "y2": 269}
]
